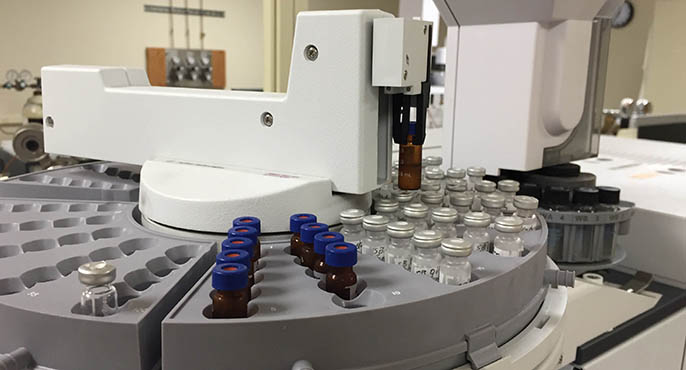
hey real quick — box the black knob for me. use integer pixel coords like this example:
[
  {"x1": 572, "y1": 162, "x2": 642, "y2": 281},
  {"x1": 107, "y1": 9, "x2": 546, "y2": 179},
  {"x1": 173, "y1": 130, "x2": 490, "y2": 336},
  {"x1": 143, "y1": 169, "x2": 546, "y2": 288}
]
[{"x1": 598, "y1": 186, "x2": 620, "y2": 204}]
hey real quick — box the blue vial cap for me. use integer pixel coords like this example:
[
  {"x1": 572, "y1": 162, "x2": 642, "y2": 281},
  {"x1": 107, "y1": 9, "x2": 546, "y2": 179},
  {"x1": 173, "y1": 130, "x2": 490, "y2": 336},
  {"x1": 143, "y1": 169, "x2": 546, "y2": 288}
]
[
  {"x1": 232, "y1": 216, "x2": 261, "y2": 234},
  {"x1": 314, "y1": 232, "x2": 344, "y2": 256},
  {"x1": 216, "y1": 249, "x2": 251, "y2": 268},
  {"x1": 409, "y1": 122, "x2": 417, "y2": 136},
  {"x1": 220, "y1": 237, "x2": 254, "y2": 258},
  {"x1": 228, "y1": 226, "x2": 258, "y2": 244},
  {"x1": 325, "y1": 242, "x2": 358, "y2": 267},
  {"x1": 212, "y1": 263, "x2": 248, "y2": 291},
  {"x1": 300, "y1": 222, "x2": 329, "y2": 244},
  {"x1": 290, "y1": 213, "x2": 317, "y2": 233}
]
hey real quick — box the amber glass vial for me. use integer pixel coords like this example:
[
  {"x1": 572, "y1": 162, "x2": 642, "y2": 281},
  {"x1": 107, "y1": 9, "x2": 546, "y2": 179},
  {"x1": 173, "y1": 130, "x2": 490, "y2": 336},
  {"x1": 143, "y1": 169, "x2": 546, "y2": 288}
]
[
  {"x1": 312, "y1": 232, "x2": 345, "y2": 280},
  {"x1": 299, "y1": 222, "x2": 329, "y2": 268},
  {"x1": 324, "y1": 242, "x2": 358, "y2": 300},
  {"x1": 289, "y1": 213, "x2": 317, "y2": 257},
  {"x1": 211, "y1": 263, "x2": 249, "y2": 319},
  {"x1": 398, "y1": 135, "x2": 422, "y2": 190}
]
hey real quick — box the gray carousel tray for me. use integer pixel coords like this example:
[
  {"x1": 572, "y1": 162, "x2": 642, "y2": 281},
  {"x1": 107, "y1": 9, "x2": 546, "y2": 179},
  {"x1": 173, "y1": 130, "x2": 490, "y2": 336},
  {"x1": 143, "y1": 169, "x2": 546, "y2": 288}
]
[
  {"x1": 162, "y1": 224, "x2": 562, "y2": 370},
  {"x1": 0, "y1": 197, "x2": 216, "y2": 370},
  {"x1": 0, "y1": 162, "x2": 141, "y2": 202}
]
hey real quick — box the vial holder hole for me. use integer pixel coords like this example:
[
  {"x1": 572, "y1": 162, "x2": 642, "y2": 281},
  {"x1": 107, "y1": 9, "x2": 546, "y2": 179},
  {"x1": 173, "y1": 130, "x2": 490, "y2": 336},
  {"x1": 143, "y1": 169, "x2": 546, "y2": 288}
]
[
  {"x1": 89, "y1": 246, "x2": 125, "y2": 261},
  {"x1": 92, "y1": 227, "x2": 126, "y2": 240},
  {"x1": 68, "y1": 179, "x2": 91, "y2": 187},
  {"x1": 88, "y1": 181, "x2": 110, "y2": 189},
  {"x1": 19, "y1": 220, "x2": 50, "y2": 231},
  {"x1": 49, "y1": 177, "x2": 72, "y2": 186},
  {"x1": 20, "y1": 266, "x2": 61, "y2": 288},
  {"x1": 97, "y1": 203, "x2": 125, "y2": 212},
  {"x1": 86, "y1": 215, "x2": 116, "y2": 225},
  {"x1": 124, "y1": 269, "x2": 161, "y2": 292},
  {"x1": 0, "y1": 245, "x2": 21, "y2": 259},
  {"x1": 109, "y1": 183, "x2": 131, "y2": 190},
  {"x1": 68, "y1": 203, "x2": 94, "y2": 212},
  {"x1": 0, "y1": 223, "x2": 17, "y2": 233},
  {"x1": 202, "y1": 301, "x2": 259, "y2": 319},
  {"x1": 146, "y1": 256, "x2": 179, "y2": 278},
  {"x1": 118, "y1": 170, "x2": 133, "y2": 180},
  {"x1": 104, "y1": 167, "x2": 120, "y2": 177},
  {"x1": 56, "y1": 255, "x2": 91, "y2": 276},
  {"x1": 119, "y1": 238, "x2": 159, "y2": 255},
  {"x1": 40, "y1": 204, "x2": 63, "y2": 212},
  {"x1": 165, "y1": 244, "x2": 203, "y2": 265},
  {"x1": 113, "y1": 282, "x2": 141, "y2": 307},
  {"x1": 58, "y1": 233, "x2": 93, "y2": 246},
  {"x1": 329, "y1": 281, "x2": 388, "y2": 309},
  {"x1": 0, "y1": 277, "x2": 26, "y2": 296},
  {"x1": 11, "y1": 204, "x2": 37, "y2": 213},
  {"x1": 84, "y1": 163, "x2": 108, "y2": 173},
  {"x1": 317, "y1": 279, "x2": 372, "y2": 304},
  {"x1": 53, "y1": 217, "x2": 84, "y2": 228},
  {"x1": 22, "y1": 238, "x2": 59, "y2": 253},
  {"x1": 18, "y1": 174, "x2": 52, "y2": 184}
]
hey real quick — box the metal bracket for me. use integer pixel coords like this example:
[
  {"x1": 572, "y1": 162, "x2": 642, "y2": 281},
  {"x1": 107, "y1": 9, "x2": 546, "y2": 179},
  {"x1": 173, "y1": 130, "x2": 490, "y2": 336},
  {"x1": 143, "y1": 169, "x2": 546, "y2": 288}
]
[
  {"x1": 621, "y1": 271, "x2": 653, "y2": 293},
  {"x1": 465, "y1": 325, "x2": 502, "y2": 369}
]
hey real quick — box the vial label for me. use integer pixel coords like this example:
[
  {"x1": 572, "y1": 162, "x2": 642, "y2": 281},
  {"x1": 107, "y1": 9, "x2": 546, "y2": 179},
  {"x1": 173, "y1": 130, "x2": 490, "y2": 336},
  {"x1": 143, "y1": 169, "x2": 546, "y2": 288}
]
[
  {"x1": 411, "y1": 263, "x2": 439, "y2": 281},
  {"x1": 493, "y1": 248, "x2": 521, "y2": 257},
  {"x1": 355, "y1": 241, "x2": 363, "y2": 252},
  {"x1": 373, "y1": 246, "x2": 386, "y2": 261},
  {"x1": 388, "y1": 255, "x2": 411, "y2": 270},
  {"x1": 439, "y1": 271, "x2": 470, "y2": 286},
  {"x1": 474, "y1": 241, "x2": 490, "y2": 252}
]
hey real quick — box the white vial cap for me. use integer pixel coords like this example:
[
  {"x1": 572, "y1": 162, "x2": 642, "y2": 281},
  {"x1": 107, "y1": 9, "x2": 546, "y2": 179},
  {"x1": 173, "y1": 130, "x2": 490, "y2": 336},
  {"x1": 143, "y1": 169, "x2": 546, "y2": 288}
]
[
  {"x1": 420, "y1": 191, "x2": 444, "y2": 205},
  {"x1": 498, "y1": 179, "x2": 520, "y2": 193},
  {"x1": 421, "y1": 179, "x2": 441, "y2": 192},
  {"x1": 425, "y1": 156, "x2": 443, "y2": 166},
  {"x1": 514, "y1": 195, "x2": 539, "y2": 210},
  {"x1": 412, "y1": 230, "x2": 443, "y2": 248},
  {"x1": 425, "y1": 167, "x2": 445, "y2": 180},
  {"x1": 387, "y1": 221, "x2": 415, "y2": 238},
  {"x1": 431, "y1": 207, "x2": 458, "y2": 223},
  {"x1": 363, "y1": 215, "x2": 389, "y2": 231},
  {"x1": 447, "y1": 168, "x2": 466, "y2": 179},
  {"x1": 475, "y1": 180, "x2": 496, "y2": 193},
  {"x1": 441, "y1": 238, "x2": 472, "y2": 257},
  {"x1": 467, "y1": 166, "x2": 486, "y2": 177},
  {"x1": 495, "y1": 216, "x2": 524, "y2": 233},
  {"x1": 450, "y1": 193, "x2": 474, "y2": 207},
  {"x1": 78, "y1": 261, "x2": 116, "y2": 286},
  {"x1": 403, "y1": 203, "x2": 429, "y2": 218},
  {"x1": 481, "y1": 193, "x2": 505, "y2": 208},
  {"x1": 375, "y1": 199, "x2": 399, "y2": 213},
  {"x1": 339, "y1": 209, "x2": 365, "y2": 225},
  {"x1": 394, "y1": 190, "x2": 415, "y2": 203},
  {"x1": 463, "y1": 212, "x2": 491, "y2": 228}
]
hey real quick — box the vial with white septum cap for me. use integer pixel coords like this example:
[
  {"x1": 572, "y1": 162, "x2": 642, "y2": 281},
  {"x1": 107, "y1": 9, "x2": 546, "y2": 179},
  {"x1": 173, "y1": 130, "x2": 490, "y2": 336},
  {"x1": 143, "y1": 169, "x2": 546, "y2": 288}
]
[
  {"x1": 481, "y1": 193, "x2": 505, "y2": 227},
  {"x1": 473, "y1": 180, "x2": 497, "y2": 211},
  {"x1": 360, "y1": 215, "x2": 390, "y2": 261},
  {"x1": 375, "y1": 198, "x2": 399, "y2": 222},
  {"x1": 79, "y1": 261, "x2": 118, "y2": 316},
  {"x1": 466, "y1": 166, "x2": 486, "y2": 192},
  {"x1": 431, "y1": 207, "x2": 458, "y2": 238},
  {"x1": 385, "y1": 221, "x2": 415, "y2": 270},
  {"x1": 514, "y1": 195, "x2": 541, "y2": 231},
  {"x1": 498, "y1": 179, "x2": 520, "y2": 215},
  {"x1": 493, "y1": 216, "x2": 525, "y2": 257},
  {"x1": 449, "y1": 193, "x2": 474, "y2": 224},
  {"x1": 462, "y1": 211, "x2": 491, "y2": 252},
  {"x1": 439, "y1": 238, "x2": 473, "y2": 286},
  {"x1": 339, "y1": 209, "x2": 366, "y2": 251},
  {"x1": 403, "y1": 203, "x2": 429, "y2": 232},
  {"x1": 425, "y1": 167, "x2": 445, "y2": 193},
  {"x1": 411, "y1": 230, "x2": 443, "y2": 281}
]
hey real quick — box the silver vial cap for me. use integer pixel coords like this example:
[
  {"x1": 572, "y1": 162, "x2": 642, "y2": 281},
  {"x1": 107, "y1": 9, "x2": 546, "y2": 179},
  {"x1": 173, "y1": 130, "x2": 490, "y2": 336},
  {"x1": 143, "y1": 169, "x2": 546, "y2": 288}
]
[
  {"x1": 339, "y1": 208, "x2": 365, "y2": 225},
  {"x1": 514, "y1": 195, "x2": 539, "y2": 210},
  {"x1": 363, "y1": 215, "x2": 389, "y2": 231},
  {"x1": 446, "y1": 179, "x2": 467, "y2": 192},
  {"x1": 450, "y1": 193, "x2": 474, "y2": 207},
  {"x1": 375, "y1": 199, "x2": 399, "y2": 213},
  {"x1": 495, "y1": 216, "x2": 524, "y2": 233},
  {"x1": 421, "y1": 179, "x2": 441, "y2": 192},
  {"x1": 431, "y1": 207, "x2": 458, "y2": 223},
  {"x1": 420, "y1": 191, "x2": 444, "y2": 205},
  {"x1": 425, "y1": 167, "x2": 445, "y2": 180},
  {"x1": 447, "y1": 168, "x2": 466, "y2": 179},
  {"x1": 481, "y1": 193, "x2": 505, "y2": 208},
  {"x1": 425, "y1": 156, "x2": 443, "y2": 166},
  {"x1": 412, "y1": 230, "x2": 443, "y2": 248},
  {"x1": 394, "y1": 190, "x2": 415, "y2": 203},
  {"x1": 475, "y1": 180, "x2": 496, "y2": 193},
  {"x1": 387, "y1": 221, "x2": 415, "y2": 238},
  {"x1": 467, "y1": 166, "x2": 486, "y2": 177},
  {"x1": 441, "y1": 238, "x2": 473, "y2": 257},
  {"x1": 498, "y1": 179, "x2": 520, "y2": 192},
  {"x1": 78, "y1": 261, "x2": 116, "y2": 286},
  {"x1": 463, "y1": 211, "x2": 491, "y2": 228},
  {"x1": 403, "y1": 203, "x2": 429, "y2": 218}
]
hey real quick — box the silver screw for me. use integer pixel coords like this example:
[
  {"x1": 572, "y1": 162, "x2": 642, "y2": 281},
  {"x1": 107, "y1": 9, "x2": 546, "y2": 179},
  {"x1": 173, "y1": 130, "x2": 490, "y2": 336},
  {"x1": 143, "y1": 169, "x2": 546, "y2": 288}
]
[
  {"x1": 403, "y1": 70, "x2": 408, "y2": 80},
  {"x1": 261, "y1": 112, "x2": 273, "y2": 127},
  {"x1": 558, "y1": 355, "x2": 563, "y2": 364},
  {"x1": 304, "y1": 45, "x2": 318, "y2": 61},
  {"x1": 45, "y1": 116, "x2": 54, "y2": 128},
  {"x1": 405, "y1": 54, "x2": 409, "y2": 65},
  {"x1": 423, "y1": 25, "x2": 427, "y2": 34}
]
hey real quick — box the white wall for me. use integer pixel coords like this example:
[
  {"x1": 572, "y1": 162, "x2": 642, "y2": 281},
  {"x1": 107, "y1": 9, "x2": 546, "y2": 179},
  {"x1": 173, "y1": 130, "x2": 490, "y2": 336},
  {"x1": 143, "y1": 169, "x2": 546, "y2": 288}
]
[{"x1": 0, "y1": 0, "x2": 264, "y2": 122}]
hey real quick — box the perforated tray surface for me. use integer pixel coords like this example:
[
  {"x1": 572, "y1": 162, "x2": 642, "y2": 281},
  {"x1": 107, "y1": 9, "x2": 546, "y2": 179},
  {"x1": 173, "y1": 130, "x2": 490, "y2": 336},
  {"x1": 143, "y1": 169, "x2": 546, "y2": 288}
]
[
  {"x1": 163, "y1": 226, "x2": 551, "y2": 370},
  {"x1": 0, "y1": 197, "x2": 216, "y2": 370},
  {"x1": 0, "y1": 161, "x2": 141, "y2": 202}
]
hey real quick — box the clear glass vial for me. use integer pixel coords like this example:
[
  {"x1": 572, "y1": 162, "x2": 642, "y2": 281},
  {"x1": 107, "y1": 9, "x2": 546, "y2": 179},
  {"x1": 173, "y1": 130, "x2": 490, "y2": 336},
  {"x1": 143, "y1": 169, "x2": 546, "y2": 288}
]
[
  {"x1": 420, "y1": 192, "x2": 445, "y2": 225},
  {"x1": 385, "y1": 221, "x2": 415, "y2": 270},
  {"x1": 360, "y1": 215, "x2": 390, "y2": 261},
  {"x1": 79, "y1": 261, "x2": 118, "y2": 317},
  {"x1": 425, "y1": 167, "x2": 445, "y2": 193},
  {"x1": 375, "y1": 198, "x2": 399, "y2": 222},
  {"x1": 497, "y1": 179, "x2": 520, "y2": 215},
  {"x1": 439, "y1": 238, "x2": 473, "y2": 286},
  {"x1": 445, "y1": 178, "x2": 468, "y2": 206},
  {"x1": 446, "y1": 167, "x2": 466, "y2": 180},
  {"x1": 419, "y1": 179, "x2": 441, "y2": 201},
  {"x1": 462, "y1": 211, "x2": 491, "y2": 252},
  {"x1": 466, "y1": 166, "x2": 486, "y2": 192},
  {"x1": 339, "y1": 209, "x2": 366, "y2": 251},
  {"x1": 393, "y1": 190, "x2": 416, "y2": 220},
  {"x1": 449, "y1": 193, "x2": 474, "y2": 224},
  {"x1": 473, "y1": 180, "x2": 497, "y2": 211},
  {"x1": 493, "y1": 216, "x2": 525, "y2": 257},
  {"x1": 514, "y1": 195, "x2": 541, "y2": 231},
  {"x1": 403, "y1": 202, "x2": 429, "y2": 232},
  {"x1": 431, "y1": 207, "x2": 458, "y2": 238},
  {"x1": 424, "y1": 155, "x2": 443, "y2": 172},
  {"x1": 481, "y1": 193, "x2": 505, "y2": 225},
  {"x1": 411, "y1": 230, "x2": 443, "y2": 281}
]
